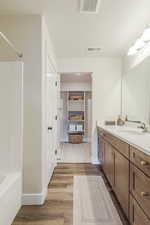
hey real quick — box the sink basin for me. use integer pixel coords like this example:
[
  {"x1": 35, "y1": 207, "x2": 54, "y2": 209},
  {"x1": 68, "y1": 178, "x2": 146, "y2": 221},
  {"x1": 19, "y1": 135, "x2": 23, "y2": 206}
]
[{"x1": 118, "y1": 129, "x2": 144, "y2": 135}]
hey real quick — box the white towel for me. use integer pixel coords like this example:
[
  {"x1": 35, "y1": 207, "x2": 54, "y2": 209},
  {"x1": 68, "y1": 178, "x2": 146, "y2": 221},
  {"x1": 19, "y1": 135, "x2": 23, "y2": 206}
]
[
  {"x1": 69, "y1": 124, "x2": 76, "y2": 131},
  {"x1": 76, "y1": 125, "x2": 83, "y2": 131}
]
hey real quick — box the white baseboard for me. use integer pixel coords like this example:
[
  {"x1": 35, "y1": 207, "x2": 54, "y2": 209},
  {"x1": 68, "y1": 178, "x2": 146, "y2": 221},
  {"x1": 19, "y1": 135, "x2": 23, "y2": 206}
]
[
  {"x1": 22, "y1": 162, "x2": 57, "y2": 206},
  {"x1": 92, "y1": 159, "x2": 100, "y2": 165},
  {"x1": 22, "y1": 188, "x2": 48, "y2": 205}
]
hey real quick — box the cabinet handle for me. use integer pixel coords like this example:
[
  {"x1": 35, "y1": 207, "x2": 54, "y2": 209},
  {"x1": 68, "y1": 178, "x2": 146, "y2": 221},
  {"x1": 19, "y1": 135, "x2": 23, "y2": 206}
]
[
  {"x1": 141, "y1": 192, "x2": 148, "y2": 197},
  {"x1": 140, "y1": 160, "x2": 148, "y2": 166}
]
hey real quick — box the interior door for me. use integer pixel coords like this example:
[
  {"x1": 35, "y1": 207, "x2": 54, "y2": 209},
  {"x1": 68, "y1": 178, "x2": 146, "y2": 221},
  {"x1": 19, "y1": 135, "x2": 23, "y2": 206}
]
[
  {"x1": 46, "y1": 64, "x2": 58, "y2": 181},
  {"x1": 46, "y1": 74, "x2": 55, "y2": 174}
]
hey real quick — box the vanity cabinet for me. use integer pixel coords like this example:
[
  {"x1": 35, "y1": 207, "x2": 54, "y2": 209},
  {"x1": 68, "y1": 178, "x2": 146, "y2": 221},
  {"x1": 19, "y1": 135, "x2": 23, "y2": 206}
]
[
  {"x1": 98, "y1": 127, "x2": 129, "y2": 218},
  {"x1": 130, "y1": 146, "x2": 150, "y2": 177},
  {"x1": 130, "y1": 165, "x2": 150, "y2": 218},
  {"x1": 98, "y1": 127, "x2": 150, "y2": 224},
  {"x1": 114, "y1": 150, "x2": 129, "y2": 218},
  {"x1": 130, "y1": 195, "x2": 150, "y2": 225},
  {"x1": 104, "y1": 141, "x2": 115, "y2": 187},
  {"x1": 98, "y1": 134, "x2": 105, "y2": 166}
]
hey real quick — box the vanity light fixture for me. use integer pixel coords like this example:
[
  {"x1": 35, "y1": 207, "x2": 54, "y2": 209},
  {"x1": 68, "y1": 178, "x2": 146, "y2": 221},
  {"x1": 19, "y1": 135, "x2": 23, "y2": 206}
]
[
  {"x1": 128, "y1": 45, "x2": 138, "y2": 56},
  {"x1": 141, "y1": 26, "x2": 150, "y2": 42},
  {"x1": 128, "y1": 25, "x2": 150, "y2": 56},
  {"x1": 134, "y1": 39, "x2": 146, "y2": 51}
]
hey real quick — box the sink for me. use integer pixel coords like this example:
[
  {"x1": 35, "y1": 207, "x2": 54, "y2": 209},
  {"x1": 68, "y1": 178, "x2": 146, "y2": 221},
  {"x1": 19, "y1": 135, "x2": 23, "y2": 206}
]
[{"x1": 117, "y1": 129, "x2": 144, "y2": 135}]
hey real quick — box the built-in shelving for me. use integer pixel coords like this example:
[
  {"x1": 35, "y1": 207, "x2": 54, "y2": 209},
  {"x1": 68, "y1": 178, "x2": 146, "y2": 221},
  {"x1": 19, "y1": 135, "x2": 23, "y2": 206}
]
[
  {"x1": 67, "y1": 92, "x2": 85, "y2": 141},
  {"x1": 60, "y1": 91, "x2": 92, "y2": 143}
]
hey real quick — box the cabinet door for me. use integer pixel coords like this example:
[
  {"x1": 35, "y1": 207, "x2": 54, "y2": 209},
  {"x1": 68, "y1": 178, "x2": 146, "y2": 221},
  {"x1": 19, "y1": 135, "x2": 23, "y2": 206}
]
[
  {"x1": 104, "y1": 142, "x2": 114, "y2": 188},
  {"x1": 99, "y1": 137, "x2": 105, "y2": 166},
  {"x1": 114, "y1": 150, "x2": 129, "y2": 218},
  {"x1": 130, "y1": 195, "x2": 150, "y2": 225}
]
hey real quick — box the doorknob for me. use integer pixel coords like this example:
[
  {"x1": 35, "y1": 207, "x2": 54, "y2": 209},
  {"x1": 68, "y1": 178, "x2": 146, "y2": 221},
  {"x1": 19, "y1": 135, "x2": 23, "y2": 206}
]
[{"x1": 48, "y1": 126, "x2": 53, "y2": 130}]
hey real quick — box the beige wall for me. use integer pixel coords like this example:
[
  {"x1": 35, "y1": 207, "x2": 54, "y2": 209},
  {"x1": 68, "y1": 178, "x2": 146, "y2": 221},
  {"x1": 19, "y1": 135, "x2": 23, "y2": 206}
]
[{"x1": 0, "y1": 15, "x2": 42, "y2": 193}]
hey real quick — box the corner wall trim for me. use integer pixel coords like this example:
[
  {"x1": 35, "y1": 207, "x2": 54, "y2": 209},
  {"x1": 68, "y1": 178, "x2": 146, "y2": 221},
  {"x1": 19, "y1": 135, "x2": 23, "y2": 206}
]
[{"x1": 22, "y1": 188, "x2": 48, "y2": 205}]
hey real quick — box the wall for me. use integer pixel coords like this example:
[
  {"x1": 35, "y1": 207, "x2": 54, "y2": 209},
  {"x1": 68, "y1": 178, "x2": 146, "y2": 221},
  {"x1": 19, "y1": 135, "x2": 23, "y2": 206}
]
[
  {"x1": 58, "y1": 57, "x2": 122, "y2": 163},
  {"x1": 0, "y1": 62, "x2": 23, "y2": 173},
  {"x1": 61, "y1": 82, "x2": 91, "y2": 91},
  {"x1": 0, "y1": 61, "x2": 23, "y2": 224},
  {"x1": 0, "y1": 15, "x2": 43, "y2": 195}
]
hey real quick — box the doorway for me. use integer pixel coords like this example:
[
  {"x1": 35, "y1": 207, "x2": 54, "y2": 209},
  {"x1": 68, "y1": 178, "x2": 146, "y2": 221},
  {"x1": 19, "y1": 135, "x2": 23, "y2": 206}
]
[{"x1": 59, "y1": 72, "x2": 92, "y2": 163}]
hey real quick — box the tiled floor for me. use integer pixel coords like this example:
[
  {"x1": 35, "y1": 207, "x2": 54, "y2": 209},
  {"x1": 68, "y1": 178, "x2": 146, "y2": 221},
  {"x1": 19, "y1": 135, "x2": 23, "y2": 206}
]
[
  {"x1": 60, "y1": 143, "x2": 91, "y2": 163},
  {"x1": 12, "y1": 163, "x2": 129, "y2": 225}
]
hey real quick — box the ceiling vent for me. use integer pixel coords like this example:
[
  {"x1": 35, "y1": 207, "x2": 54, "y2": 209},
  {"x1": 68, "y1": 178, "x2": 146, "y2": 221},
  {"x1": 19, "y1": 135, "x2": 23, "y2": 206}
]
[
  {"x1": 80, "y1": 0, "x2": 101, "y2": 14},
  {"x1": 87, "y1": 47, "x2": 102, "y2": 55}
]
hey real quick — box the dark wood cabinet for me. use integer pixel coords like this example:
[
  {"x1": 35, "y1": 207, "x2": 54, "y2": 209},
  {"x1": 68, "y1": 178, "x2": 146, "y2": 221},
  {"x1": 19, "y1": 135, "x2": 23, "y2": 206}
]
[
  {"x1": 130, "y1": 146, "x2": 150, "y2": 177},
  {"x1": 130, "y1": 165, "x2": 150, "y2": 218},
  {"x1": 114, "y1": 150, "x2": 129, "y2": 218},
  {"x1": 98, "y1": 127, "x2": 150, "y2": 224},
  {"x1": 130, "y1": 195, "x2": 150, "y2": 225},
  {"x1": 104, "y1": 142, "x2": 114, "y2": 187},
  {"x1": 98, "y1": 135, "x2": 105, "y2": 166},
  {"x1": 104, "y1": 132, "x2": 129, "y2": 158}
]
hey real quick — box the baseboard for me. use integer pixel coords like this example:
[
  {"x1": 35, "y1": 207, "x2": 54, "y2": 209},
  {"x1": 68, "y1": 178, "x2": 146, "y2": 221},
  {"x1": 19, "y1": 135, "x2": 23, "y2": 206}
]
[
  {"x1": 22, "y1": 188, "x2": 48, "y2": 205},
  {"x1": 92, "y1": 159, "x2": 100, "y2": 165}
]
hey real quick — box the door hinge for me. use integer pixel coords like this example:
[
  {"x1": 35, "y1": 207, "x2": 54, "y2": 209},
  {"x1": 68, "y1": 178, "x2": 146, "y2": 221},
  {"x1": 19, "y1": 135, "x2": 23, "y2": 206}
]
[
  {"x1": 55, "y1": 149, "x2": 57, "y2": 155},
  {"x1": 55, "y1": 81, "x2": 57, "y2": 86},
  {"x1": 55, "y1": 115, "x2": 58, "y2": 120}
]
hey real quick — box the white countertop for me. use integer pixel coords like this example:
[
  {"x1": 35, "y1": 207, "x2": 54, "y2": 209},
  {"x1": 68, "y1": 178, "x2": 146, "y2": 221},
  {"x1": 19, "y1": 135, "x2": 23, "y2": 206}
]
[{"x1": 97, "y1": 123, "x2": 150, "y2": 156}]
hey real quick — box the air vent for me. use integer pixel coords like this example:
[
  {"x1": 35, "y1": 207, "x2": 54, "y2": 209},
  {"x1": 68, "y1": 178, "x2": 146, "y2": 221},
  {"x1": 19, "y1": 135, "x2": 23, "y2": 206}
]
[
  {"x1": 87, "y1": 47, "x2": 102, "y2": 55},
  {"x1": 80, "y1": 0, "x2": 101, "y2": 14}
]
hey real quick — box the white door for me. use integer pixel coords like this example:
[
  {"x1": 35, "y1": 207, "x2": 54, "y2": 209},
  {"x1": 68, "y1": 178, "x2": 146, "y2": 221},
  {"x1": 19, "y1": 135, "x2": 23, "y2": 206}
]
[{"x1": 46, "y1": 72, "x2": 58, "y2": 173}]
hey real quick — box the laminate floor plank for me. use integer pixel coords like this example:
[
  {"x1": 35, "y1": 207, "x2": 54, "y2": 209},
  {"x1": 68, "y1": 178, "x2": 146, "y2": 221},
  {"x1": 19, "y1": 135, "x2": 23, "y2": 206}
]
[{"x1": 13, "y1": 163, "x2": 129, "y2": 225}]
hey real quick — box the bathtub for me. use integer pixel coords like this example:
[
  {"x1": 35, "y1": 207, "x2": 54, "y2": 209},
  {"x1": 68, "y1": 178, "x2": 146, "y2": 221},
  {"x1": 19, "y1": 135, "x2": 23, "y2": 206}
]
[{"x1": 0, "y1": 172, "x2": 22, "y2": 225}]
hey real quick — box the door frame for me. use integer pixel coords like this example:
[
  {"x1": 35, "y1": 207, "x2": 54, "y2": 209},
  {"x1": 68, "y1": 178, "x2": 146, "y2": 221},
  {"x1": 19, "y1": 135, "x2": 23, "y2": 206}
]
[{"x1": 58, "y1": 72, "x2": 93, "y2": 163}]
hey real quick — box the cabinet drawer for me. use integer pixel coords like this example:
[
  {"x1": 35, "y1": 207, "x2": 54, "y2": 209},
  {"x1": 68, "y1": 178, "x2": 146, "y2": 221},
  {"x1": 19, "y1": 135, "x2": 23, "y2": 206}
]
[
  {"x1": 130, "y1": 165, "x2": 150, "y2": 218},
  {"x1": 130, "y1": 195, "x2": 150, "y2": 225},
  {"x1": 104, "y1": 132, "x2": 129, "y2": 158},
  {"x1": 130, "y1": 146, "x2": 150, "y2": 177}
]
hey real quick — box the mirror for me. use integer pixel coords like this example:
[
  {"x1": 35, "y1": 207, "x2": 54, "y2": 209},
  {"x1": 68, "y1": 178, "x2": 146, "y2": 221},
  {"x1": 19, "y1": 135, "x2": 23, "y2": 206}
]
[{"x1": 122, "y1": 56, "x2": 150, "y2": 124}]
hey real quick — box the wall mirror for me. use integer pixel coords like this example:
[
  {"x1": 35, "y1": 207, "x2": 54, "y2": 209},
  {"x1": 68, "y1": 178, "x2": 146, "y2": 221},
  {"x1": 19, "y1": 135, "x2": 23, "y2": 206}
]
[{"x1": 122, "y1": 56, "x2": 150, "y2": 124}]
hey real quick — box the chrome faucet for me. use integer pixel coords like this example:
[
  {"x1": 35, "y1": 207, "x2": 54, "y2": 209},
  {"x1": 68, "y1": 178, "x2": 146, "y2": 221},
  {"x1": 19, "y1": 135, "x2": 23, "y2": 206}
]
[
  {"x1": 125, "y1": 116, "x2": 147, "y2": 132},
  {"x1": 138, "y1": 122, "x2": 147, "y2": 132}
]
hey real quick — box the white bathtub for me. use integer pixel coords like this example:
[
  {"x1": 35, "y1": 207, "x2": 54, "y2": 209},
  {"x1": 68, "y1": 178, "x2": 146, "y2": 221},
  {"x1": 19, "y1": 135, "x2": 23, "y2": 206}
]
[{"x1": 0, "y1": 172, "x2": 22, "y2": 225}]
